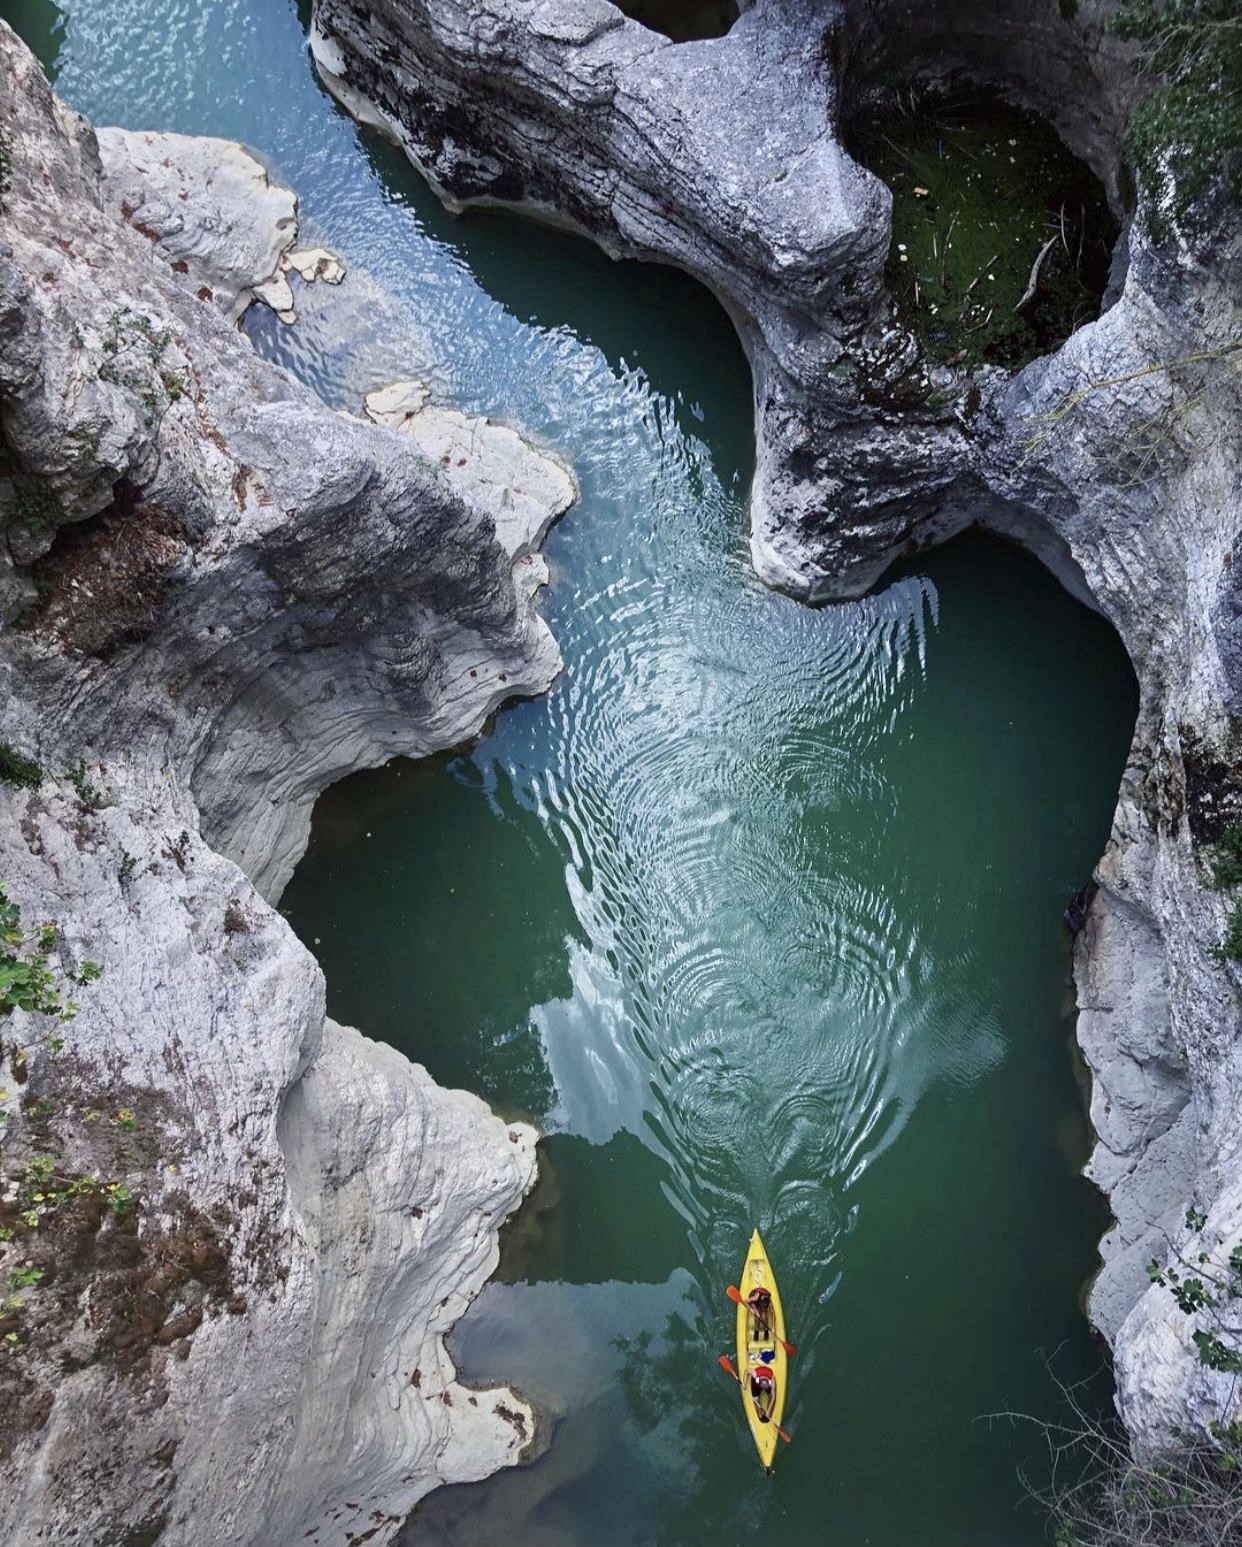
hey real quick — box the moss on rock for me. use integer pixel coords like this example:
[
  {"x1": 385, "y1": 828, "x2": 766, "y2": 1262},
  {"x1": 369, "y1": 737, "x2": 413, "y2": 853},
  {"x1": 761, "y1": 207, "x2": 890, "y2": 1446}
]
[{"x1": 848, "y1": 95, "x2": 1117, "y2": 369}]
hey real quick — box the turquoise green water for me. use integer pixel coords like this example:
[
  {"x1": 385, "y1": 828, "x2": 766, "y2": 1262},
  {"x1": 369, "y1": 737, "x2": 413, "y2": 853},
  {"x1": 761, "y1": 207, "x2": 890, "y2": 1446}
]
[{"x1": 3, "y1": 2, "x2": 1138, "y2": 1542}]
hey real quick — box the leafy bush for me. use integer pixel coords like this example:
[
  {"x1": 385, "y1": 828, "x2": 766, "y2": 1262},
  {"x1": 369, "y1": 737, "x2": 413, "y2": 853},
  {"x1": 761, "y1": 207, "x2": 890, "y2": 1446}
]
[
  {"x1": 1206, "y1": 824, "x2": 1242, "y2": 890},
  {"x1": 0, "y1": 884, "x2": 99, "y2": 1020},
  {"x1": 0, "y1": 744, "x2": 42, "y2": 790},
  {"x1": 1110, "y1": 0, "x2": 1242, "y2": 241}
]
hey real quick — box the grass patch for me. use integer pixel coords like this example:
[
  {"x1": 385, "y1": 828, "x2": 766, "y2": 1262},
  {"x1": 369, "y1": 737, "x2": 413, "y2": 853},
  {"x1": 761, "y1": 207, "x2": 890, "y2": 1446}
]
[{"x1": 847, "y1": 94, "x2": 1117, "y2": 369}]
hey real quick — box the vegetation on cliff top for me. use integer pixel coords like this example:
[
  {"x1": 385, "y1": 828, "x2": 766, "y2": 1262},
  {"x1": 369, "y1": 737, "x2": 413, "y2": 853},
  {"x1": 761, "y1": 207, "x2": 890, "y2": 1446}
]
[
  {"x1": 1028, "y1": 1207, "x2": 1242, "y2": 1546},
  {"x1": 1111, "y1": 0, "x2": 1242, "y2": 242}
]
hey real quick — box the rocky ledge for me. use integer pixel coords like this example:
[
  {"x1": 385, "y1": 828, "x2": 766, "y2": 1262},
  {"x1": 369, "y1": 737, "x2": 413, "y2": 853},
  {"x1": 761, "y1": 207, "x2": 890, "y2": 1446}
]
[
  {"x1": 310, "y1": 0, "x2": 1242, "y2": 1457},
  {"x1": 0, "y1": 20, "x2": 575, "y2": 1546}
]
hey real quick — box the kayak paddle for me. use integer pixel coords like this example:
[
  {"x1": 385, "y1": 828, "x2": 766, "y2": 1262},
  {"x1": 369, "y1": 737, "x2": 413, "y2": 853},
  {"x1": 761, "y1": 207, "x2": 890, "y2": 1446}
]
[
  {"x1": 726, "y1": 1284, "x2": 797, "y2": 1355},
  {"x1": 717, "y1": 1354, "x2": 792, "y2": 1444}
]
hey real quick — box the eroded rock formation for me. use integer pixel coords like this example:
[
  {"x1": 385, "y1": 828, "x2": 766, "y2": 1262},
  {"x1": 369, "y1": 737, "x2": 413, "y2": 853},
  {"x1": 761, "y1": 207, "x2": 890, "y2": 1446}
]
[
  {"x1": 0, "y1": 21, "x2": 574, "y2": 1544},
  {"x1": 310, "y1": 0, "x2": 1242, "y2": 1457}
]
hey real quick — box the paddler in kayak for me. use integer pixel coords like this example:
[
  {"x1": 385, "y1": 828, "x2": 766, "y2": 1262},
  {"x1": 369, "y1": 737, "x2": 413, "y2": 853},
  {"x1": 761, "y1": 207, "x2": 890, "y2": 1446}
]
[
  {"x1": 748, "y1": 1364, "x2": 777, "y2": 1424},
  {"x1": 745, "y1": 1285, "x2": 774, "y2": 1336}
]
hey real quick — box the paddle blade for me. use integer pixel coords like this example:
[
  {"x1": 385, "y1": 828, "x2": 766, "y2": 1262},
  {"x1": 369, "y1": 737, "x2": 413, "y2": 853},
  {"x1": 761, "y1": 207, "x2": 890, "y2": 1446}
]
[
  {"x1": 726, "y1": 1284, "x2": 745, "y2": 1305},
  {"x1": 783, "y1": 1340, "x2": 798, "y2": 1356},
  {"x1": 776, "y1": 1424, "x2": 792, "y2": 1444},
  {"x1": 718, "y1": 1354, "x2": 739, "y2": 1379}
]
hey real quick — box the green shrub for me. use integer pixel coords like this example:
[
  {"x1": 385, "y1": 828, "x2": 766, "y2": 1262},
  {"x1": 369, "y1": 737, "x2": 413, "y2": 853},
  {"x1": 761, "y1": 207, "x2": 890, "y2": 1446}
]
[
  {"x1": 66, "y1": 759, "x2": 105, "y2": 812},
  {"x1": 1110, "y1": 0, "x2": 1242, "y2": 241},
  {"x1": 4, "y1": 480, "x2": 61, "y2": 531},
  {"x1": 0, "y1": 744, "x2": 42, "y2": 790},
  {"x1": 1206, "y1": 824, "x2": 1242, "y2": 889},
  {"x1": 0, "y1": 884, "x2": 100, "y2": 1020},
  {"x1": 1193, "y1": 1328, "x2": 1242, "y2": 1373},
  {"x1": 1211, "y1": 900, "x2": 1242, "y2": 962}
]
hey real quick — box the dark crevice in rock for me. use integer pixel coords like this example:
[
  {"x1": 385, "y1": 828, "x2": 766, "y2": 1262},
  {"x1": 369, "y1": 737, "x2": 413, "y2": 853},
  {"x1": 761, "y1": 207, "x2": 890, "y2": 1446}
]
[
  {"x1": 611, "y1": 0, "x2": 739, "y2": 43},
  {"x1": 18, "y1": 476, "x2": 191, "y2": 656},
  {"x1": 845, "y1": 87, "x2": 1119, "y2": 369},
  {"x1": 866, "y1": 491, "x2": 1110, "y2": 619},
  {"x1": 832, "y1": 0, "x2": 1138, "y2": 214}
]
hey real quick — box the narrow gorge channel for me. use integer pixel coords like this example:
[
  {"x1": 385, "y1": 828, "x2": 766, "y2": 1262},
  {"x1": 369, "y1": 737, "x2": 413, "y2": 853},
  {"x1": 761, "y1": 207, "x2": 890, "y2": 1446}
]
[{"x1": 3, "y1": 1, "x2": 1142, "y2": 1542}]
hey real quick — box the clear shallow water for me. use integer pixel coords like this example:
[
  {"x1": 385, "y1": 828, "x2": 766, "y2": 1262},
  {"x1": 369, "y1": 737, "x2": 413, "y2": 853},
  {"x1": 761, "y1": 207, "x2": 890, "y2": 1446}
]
[{"x1": 3, "y1": 2, "x2": 1139, "y2": 1542}]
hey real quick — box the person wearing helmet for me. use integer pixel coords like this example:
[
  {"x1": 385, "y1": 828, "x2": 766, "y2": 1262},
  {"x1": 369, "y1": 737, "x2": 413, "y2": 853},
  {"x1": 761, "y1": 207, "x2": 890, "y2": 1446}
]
[
  {"x1": 749, "y1": 1363, "x2": 776, "y2": 1423},
  {"x1": 746, "y1": 1285, "x2": 774, "y2": 1341}
]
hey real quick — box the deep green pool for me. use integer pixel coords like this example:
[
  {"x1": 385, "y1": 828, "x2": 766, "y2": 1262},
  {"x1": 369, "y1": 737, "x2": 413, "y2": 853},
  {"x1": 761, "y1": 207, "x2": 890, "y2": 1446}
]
[{"x1": 2, "y1": 2, "x2": 1138, "y2": 1542}]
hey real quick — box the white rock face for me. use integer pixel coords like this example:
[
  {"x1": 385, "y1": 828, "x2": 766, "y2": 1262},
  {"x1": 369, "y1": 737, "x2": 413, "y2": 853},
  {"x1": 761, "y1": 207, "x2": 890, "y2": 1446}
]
[
  {"x1": 0, "y1": 780, "x2": 539, "y2": 1547},
  {"x1": 95, "y1": 128, "x2": 300, "y2": 323},
  {"x1": 363, "y1": 378, "x2": 577, "y2": 580},
  {"x1": 311, "y1": 0, "x2": 1242, "y2": 1459},
  {"x1": 0, "y1": 21, "x2": 573, "y2": 1545},
  {"x1": 94, "y1": 128, "x2": 349, "y2": 325}
]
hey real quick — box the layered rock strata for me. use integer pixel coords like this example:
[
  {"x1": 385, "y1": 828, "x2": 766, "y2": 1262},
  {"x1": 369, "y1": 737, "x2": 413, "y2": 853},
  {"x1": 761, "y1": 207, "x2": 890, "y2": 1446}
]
[
  {"x1": 311, "y1": 0, "x2": 1242, "y2": 1454},
  {"x1": 0, "y1": 21, "x2": 572, "y2": 1545}
]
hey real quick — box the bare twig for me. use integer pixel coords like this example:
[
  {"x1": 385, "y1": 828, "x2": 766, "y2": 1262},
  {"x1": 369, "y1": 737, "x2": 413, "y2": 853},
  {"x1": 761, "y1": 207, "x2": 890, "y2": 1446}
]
[
  {"x1": 962, "y1": 253, "x2": 1000, "y2": 303},
  {"x1": 1019, "y1": 340, "x2": 1242, "y2": 468},
  {"x1": 940, "y1": 214, "x2": 957, "y2": 288},
  {"x1": 991, "y1": 1360, "x2": 1242, "y2": 1547},
  {"x1": 1015, "y1": 236, "x2": 1059, "y2": 313}
]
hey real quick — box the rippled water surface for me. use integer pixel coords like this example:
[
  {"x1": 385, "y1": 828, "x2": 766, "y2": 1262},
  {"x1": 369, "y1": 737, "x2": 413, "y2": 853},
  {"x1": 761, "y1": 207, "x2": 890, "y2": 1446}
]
[{"x1": 4, "y1": 2, "x2": 1140, "y2": 1542}]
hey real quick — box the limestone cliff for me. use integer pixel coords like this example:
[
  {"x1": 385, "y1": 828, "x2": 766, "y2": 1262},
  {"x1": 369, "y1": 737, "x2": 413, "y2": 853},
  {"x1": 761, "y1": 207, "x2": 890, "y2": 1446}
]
[
  {"x1": 0, "y1": 20, "x2": 574, "y2": 1545},
  {"x1": 309, "y1": 0, "x2": 1242, "y2": 1457}
]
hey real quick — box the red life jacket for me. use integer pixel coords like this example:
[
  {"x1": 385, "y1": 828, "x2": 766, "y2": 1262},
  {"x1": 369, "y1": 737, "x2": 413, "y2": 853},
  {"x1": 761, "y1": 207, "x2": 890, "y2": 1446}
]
[{"x1": 752, "y1": 1366, "x2": 774, "y2": 1387}]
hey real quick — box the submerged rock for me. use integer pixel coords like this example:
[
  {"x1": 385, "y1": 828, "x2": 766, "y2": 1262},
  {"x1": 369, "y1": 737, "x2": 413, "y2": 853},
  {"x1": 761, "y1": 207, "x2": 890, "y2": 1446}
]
[
  {"x1": 311, "y1": 0, "x2": 1242, "y2": 1459},
  {"x1": 0, "y1": 18, "x2": 573, "y2": 1545}
]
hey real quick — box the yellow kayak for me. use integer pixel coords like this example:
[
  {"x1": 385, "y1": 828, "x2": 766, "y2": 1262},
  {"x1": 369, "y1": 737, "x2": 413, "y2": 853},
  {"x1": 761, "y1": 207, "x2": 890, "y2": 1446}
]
[{"x1": 735, "y1": 1228, "x2": 787, "y2": 1470}]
